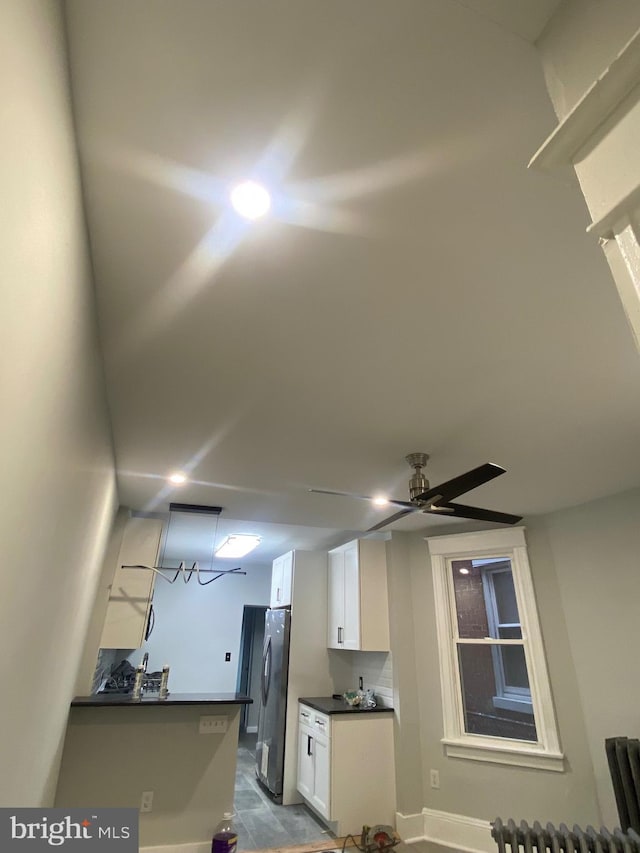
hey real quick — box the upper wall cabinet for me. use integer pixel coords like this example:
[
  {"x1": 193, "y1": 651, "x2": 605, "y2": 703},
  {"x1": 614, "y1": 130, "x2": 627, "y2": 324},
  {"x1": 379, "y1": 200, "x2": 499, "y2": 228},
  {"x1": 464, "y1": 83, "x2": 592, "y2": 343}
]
[
  {"x1": 327, "y1": 539, "x2": 390, "y2": 652},
  {"x1": 270, "y1": 550, "x2": 294, "y2": 608},
  {"x1": 100, "y1": 516, "x2": 163, "y2": 650}
]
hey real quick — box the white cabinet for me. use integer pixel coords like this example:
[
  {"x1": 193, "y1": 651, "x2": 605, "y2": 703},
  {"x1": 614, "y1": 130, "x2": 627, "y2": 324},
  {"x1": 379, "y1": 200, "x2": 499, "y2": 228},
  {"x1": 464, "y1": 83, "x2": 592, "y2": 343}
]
[
  {"x1": 297, "y1": 703, "x2": 396, "y2": 835},
  {"x1": 99, "y1": 516, "x2": 163, "y2": 649},
  {"x1": 270, "y1": 550, "x2": 294, "y2": 608},
  {"x1": 297, "y1": 707, "x2": 330, "y2": 817},
  {"x1": 327, "y1": 538, "x2": 390, "y2": 652}
]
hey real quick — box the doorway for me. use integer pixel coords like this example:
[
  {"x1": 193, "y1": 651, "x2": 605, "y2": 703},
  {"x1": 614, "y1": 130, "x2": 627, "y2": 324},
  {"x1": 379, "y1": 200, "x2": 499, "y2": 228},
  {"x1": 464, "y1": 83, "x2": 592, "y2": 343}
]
[{"x1": 236, "y1": 604, "x2": 267, "y2": 733}]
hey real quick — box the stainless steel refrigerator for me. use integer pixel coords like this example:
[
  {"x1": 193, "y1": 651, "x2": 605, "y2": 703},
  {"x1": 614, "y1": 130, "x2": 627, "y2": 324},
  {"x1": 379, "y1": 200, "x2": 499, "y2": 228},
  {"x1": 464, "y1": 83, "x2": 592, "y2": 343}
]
[{"x1": 255, "y1": 607, "x2": 291, "y2": 802}]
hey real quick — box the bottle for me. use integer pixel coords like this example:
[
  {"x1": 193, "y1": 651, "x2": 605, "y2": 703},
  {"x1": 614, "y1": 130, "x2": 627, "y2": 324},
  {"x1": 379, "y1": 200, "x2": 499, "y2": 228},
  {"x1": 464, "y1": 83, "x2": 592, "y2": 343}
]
[
  {"x1": 212, "y1": 812, "x2": 237, "y2": 853},
  {"x1": 159, "y1": 665, "x2": 170, "y2": 699},
  {"x1": 131, "y1": 665, "x2": 144, "y2": 700}
]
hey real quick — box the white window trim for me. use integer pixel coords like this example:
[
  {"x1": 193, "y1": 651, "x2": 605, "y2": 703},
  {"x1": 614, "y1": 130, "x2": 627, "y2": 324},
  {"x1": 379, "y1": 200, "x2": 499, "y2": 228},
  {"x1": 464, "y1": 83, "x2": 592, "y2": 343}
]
[{"x1": 428, "y1": 527, "x2": 564, "y2": 772}]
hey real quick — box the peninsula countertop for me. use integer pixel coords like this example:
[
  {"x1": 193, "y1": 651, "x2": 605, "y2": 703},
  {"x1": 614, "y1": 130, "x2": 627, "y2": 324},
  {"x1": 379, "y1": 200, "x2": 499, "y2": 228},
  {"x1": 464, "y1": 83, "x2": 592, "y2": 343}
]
[
  {"x1": 71, "y1": 692, "x2": 253, "y2": 707},
  {"x1": 299, "y1": 696, "x2": 394, "y2": 715}
]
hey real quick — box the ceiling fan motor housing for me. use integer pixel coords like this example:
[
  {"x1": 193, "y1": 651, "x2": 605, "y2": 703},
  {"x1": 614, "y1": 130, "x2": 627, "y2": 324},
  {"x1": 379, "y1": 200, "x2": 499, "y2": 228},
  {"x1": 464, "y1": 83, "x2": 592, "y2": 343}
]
[{"x1": 406, "y1": 452, "x2": 430, "y2": 502}]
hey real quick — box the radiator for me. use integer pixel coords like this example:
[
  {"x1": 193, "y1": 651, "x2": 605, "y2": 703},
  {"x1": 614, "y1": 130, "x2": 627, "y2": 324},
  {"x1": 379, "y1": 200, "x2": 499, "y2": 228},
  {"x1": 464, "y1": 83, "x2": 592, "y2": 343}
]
[{"x1": 491, "y1": 818, "x2": 640, "y2": 853}]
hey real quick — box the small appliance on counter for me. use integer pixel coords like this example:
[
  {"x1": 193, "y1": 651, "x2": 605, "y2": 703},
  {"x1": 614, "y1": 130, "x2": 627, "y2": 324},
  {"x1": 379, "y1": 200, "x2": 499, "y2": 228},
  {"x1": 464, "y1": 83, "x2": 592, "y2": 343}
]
[
  {"x1": 343, "y1": 689, "x2": 377, "y2": 708},
  {"x1": 97, "y1": 656, "x2": 167, "y2": 696}
]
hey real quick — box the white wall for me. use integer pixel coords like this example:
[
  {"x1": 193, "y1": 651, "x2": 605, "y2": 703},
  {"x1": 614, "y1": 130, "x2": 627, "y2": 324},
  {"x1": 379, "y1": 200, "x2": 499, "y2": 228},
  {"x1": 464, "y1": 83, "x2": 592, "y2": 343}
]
[
  {"x1": 0, "y1": 0, "x2": 116, "y2": 807},
  {"x1": 129, "y1": 563, "x2": 271, "y2": 692},
  {"x1": 528, "y1": 488, "x2": 640, "y2": 826}
]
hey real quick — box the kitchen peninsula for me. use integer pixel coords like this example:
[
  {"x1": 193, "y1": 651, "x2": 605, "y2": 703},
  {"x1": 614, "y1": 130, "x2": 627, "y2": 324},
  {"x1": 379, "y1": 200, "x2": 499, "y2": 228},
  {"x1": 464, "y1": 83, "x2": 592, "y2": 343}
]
[{"x1": 55, "y1": 693, "x2": 252, "y2": 849}]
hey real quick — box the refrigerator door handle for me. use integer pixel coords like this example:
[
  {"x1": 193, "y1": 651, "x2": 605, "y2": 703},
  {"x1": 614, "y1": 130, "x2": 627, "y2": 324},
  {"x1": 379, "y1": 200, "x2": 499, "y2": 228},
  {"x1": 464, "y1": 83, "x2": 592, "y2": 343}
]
[{"x1": 261, "y1": 635, "x2": 272, "y2": 706}]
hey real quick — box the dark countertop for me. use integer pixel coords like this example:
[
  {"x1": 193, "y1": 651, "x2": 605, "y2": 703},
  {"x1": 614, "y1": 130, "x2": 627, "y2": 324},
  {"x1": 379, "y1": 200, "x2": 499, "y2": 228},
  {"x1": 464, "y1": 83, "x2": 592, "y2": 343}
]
[
  {"x1": 71, "y1": 692, "x2": 253, "y2": 708},
  {"x1": 299, "y1": 696, "x2": 394, "y2": 715}
]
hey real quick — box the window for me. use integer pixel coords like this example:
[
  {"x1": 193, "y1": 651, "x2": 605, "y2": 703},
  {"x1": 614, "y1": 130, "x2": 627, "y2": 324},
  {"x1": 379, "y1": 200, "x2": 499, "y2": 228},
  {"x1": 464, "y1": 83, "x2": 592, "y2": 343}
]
[{"x1": 428, "y1": 527, "x2": 563, "y2": 771}]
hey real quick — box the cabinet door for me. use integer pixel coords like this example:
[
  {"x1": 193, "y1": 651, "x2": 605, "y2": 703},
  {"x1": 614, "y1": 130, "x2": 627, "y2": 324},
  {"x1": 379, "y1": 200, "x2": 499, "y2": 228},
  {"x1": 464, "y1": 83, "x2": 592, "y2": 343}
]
[
  {"x1": 100, "y1": 517, "x2": 162, "y2": 649},
  {"x1": 297, "y1": 723, "x2": 315, "y2": 801},
  {"x1": 279, "y1": 551, "x2": 294, "y2": 607},
  {"x1": 271, "y1": 551, "x2": 294, "y2": 608},
  {"x1": 311, "y1": 730, "x2": 330, "y2": 818},
  {"x1": 270, "y1": 555, "x2": 284, "y2": 608},
  {"x1": 342, "y1": 541, "x2": 360, "y2": 650},
  {"x1": 327, "y1": 550, "x2": 345, "y2": 648}
]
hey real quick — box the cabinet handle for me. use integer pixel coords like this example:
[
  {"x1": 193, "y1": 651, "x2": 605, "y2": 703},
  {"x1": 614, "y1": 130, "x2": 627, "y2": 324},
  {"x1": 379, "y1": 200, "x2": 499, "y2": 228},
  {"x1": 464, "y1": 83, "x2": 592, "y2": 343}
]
[
  {"x1": 307, "y1": 734, "x2": 312, "y2": 756},
  {"x1": 277, "y1": 587, "x2": 281, "y2": 602},
  {"x1": 337, "y1": 626, "x2": 343, "y2": 644}
]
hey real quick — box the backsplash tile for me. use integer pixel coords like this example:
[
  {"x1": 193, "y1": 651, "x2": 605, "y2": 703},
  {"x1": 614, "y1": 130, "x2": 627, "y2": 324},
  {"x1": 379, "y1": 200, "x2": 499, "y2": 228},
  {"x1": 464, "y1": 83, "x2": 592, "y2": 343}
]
[{"x1": 328, "y1": 650, "x2": 394, "y2": 708}]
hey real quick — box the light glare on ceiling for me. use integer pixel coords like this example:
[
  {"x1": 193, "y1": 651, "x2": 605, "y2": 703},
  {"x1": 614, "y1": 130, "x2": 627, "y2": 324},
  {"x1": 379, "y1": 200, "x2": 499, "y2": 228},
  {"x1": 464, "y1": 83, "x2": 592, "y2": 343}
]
[
  {"x1": 168, "y1": 472, "x2": 187, "y2": 484},
  {"x1": 230, "y1": 181, "x2": 271, "y2": 220},
  {"x1": 372, "y1": 496, "x2": 389, "y2": 506},
  {"x1": 215, "y1": 534, "x2": 261, "y2": 558}
]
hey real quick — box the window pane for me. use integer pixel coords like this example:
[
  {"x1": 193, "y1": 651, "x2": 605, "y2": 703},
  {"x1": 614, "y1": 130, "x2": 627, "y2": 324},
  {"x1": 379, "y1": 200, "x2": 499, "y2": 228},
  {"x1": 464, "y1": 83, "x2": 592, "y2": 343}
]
[
  {"x1": 457, "y1": 643, "x2": 537, "y2": 742},
  {"x1": 451, "y1": 558, "x2": 521, "y2": 639},
  {"x1": 501, "y1": 644, "x2": 529, "y2": 689},
  {"x1": 492, "y1": 569, "x2": 520, "y2": 624},
  {"x1": 498, "y1": 626, "x2": 522, "y2": 640},
  {"x1": 451, "y1": 560, "x2": 489, "y2": 639}
]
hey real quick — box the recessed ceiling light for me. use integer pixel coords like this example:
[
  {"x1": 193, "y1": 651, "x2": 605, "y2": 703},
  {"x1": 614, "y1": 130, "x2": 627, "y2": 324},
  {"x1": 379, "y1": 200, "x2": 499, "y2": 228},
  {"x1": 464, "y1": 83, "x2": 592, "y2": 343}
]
[
  {"x1": 214, "y1": 534, "x2": 261, "y2": 558},
  {"x1": 168, "y1": 472, "x2": 187, "y2": 485},
  {"x1": 372, "y1": 496, "x2": 389, "y2": 507},
  {"x1": 230, "y1": 180, "x2": 271, "y2": 220}
]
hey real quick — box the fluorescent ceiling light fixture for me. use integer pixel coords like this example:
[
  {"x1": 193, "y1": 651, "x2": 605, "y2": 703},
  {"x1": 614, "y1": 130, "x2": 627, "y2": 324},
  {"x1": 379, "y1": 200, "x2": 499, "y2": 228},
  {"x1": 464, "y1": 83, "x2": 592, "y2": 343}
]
[
  {"x1": 230, "y1": 181, "x2": 271, "y2": 220},
  {"x1": 214, "y1": 534, "x2": 261, "y2": 558},
  {"x1": 168, "y1": 472, "x2": 187, "y2": 485},
  {"x1": 372, "y1": 496, "x2": 389, "y2": 506}
]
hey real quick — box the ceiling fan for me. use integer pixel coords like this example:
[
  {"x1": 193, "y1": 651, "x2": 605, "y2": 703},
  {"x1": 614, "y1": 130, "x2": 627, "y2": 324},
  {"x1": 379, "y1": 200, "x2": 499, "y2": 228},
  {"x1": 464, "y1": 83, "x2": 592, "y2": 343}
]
[{"x1": 310, "y1": 453, "x2": 522, "y2": 531}]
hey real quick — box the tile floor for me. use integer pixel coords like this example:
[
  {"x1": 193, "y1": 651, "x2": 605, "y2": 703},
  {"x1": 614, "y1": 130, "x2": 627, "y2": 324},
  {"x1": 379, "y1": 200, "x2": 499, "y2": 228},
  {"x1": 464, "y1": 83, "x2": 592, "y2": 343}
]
[
  {"x1": 233, "y1": 732, "x2": 336, "y2": 851},
  {"x1": 232, "y1": 736, "x2": 463, "y2": 853}
]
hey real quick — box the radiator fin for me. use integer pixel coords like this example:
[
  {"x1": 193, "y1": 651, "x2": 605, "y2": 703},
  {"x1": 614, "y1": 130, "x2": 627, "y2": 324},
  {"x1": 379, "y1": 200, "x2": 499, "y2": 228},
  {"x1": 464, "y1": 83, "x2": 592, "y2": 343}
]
[{"x1": 492, "y1": 818, "x2": 640, "y2": 853}]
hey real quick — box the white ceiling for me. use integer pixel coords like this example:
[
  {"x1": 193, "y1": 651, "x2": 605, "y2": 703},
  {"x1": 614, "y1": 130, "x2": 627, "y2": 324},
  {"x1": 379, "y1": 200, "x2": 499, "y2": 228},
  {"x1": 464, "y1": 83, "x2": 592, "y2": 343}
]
[
  {"x1": 63, "y1": 0, "x2": 640, "y2": 560},
  {"x1": 453, "y1": 0, "x2": 563, "y2": 43}
]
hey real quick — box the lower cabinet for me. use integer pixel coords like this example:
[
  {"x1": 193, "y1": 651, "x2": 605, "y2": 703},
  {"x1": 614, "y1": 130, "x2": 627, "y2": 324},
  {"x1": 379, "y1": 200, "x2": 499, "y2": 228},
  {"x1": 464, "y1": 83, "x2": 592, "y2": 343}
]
[
  {"x1": 297, "y1": 703, "x2": 396, "y2": 835},
  {"x1": 297, "y1": 716, "x2": 330, "y2": 817}
]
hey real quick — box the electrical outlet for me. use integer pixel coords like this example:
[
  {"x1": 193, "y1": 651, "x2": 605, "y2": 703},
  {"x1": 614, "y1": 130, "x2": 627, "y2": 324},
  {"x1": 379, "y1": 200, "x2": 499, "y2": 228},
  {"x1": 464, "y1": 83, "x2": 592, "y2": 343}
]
[
  {"x1": 430, "y1": 769, "x2": 440, "y2": 789},
  {"x1": 140, "y1": 791, "x2": 154, "y2": 813},
  {"x1": 199, "y1": 715, "x2": 228, "y2": 734}
]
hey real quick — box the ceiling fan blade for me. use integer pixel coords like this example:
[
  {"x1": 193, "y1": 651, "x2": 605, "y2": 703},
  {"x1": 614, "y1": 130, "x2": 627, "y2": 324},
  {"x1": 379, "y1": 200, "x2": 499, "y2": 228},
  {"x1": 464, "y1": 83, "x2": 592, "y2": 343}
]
[
  {"x1": 309, "y1": 488, "x2": 375, "y2": 501},
  {"x1": 309, "y1": 488, "x2": 414, "y2": 509},
  {"x1": 432, "y1": 501, "x2": 522, "y2": 525},
  {"x1": 366, "y1": 507, "x2": 417, "y2": 532},
  {"x1": 416, "y1": 463, "x2": 506, "y2": 503}
]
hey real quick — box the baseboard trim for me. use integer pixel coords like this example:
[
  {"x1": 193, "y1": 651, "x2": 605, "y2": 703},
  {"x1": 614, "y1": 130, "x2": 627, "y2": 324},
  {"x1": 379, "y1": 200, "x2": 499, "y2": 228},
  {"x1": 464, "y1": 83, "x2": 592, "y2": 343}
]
[
  {"x1": 395, "y1": 811, "x2": 426, "y2": 843},
  {"x1": 422, "y1": 808, "x2": 493, "y2": 853},
  {"x1": 396, "y1": 808, "x2": 492, "y2": 853}
]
